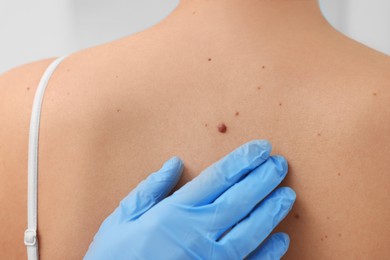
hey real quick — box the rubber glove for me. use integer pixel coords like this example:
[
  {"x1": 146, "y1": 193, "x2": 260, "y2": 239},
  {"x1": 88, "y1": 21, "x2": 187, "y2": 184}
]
[{"x1": 83, "y1": 139, "x2": 296, "y2": 260}]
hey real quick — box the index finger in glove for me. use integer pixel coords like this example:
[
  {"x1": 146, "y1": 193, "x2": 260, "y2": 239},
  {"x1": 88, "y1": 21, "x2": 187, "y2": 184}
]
[{"x1": 171, "y1": 139, "x2": 271, "y2": 206}]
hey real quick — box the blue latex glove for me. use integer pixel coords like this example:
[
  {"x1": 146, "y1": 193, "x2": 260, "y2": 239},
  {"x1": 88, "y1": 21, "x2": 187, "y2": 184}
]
[{"x1": 84, "y1": 140, "x2": 296, "y2": 260}]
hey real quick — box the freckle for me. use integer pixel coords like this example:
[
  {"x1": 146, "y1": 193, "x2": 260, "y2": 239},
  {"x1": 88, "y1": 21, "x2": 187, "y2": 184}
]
[
  {"x1": 217, "y1": 123, "x2": 227, "y2": 133},
  {"x1": 373, "y1": 92, "x2": 377, "y2": 96},
  {"x1": 326, "y1": 216, "x2": 330, "y2": 220},
  {"x1": 115, "y1": 75, "x2": 119, "y2": 79},
  {"x1": 317, "y1": 133, "x2": 321, "y2": 136},
  {"x1": 293, "y1": 213, "x2": 300, "y2": 219},
  {"x1": 26, "y1": 87, "x2": 30, "y2": 91},
  {"x1": 325, "y1": 235, "x2": 328, "y2": 239},
  {"x1": 208, "y1": 58, "x2": 212, "y2": 61},
  {"x1": 337, "y1": 172, "x2": 341, "y2": 176},
  {"x1": 192, "y1": 11, "x2": 196, "y2": 15},
  {"x1": 321, "y1": 238, "x2": 324, "y2": 241},
  {"x1": 235, "y1": 111, "x2": 239, "y2": 116},
  {"x1": 257, "y1": 86, "x2": 261, "y2": 90},
  {"x1": 338, "y1": 233, "x2": 342, "y2": 237},
  {"x1": 66, "y1": 68, "x2": 70, "y2": 72},
  {"x1": 117, "y1": 109, "x2": 120, "y2": 112},
  {"x1": 279, "y1": 102, "x2": 282, "y2": 106}
]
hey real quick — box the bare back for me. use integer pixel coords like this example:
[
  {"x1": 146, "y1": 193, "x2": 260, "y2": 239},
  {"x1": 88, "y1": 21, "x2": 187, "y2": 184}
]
[{"x1": 1, "y1": 1, "x2": 390, "y2": 259}]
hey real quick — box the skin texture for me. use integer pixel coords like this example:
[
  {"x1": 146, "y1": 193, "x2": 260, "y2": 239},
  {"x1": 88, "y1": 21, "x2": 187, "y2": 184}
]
[{"x1": 1, "y1": 0, "x2": 390, "y2": 259}]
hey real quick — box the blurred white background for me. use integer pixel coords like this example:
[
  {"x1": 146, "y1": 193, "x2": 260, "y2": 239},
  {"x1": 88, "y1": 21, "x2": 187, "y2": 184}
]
[{"x1": 0, "y1": 0, "x2": 389, "y2": 74}]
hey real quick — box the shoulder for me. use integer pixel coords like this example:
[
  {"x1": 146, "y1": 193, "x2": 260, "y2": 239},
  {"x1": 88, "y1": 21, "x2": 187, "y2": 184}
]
[
  {"x1": 0, "y1": 57, "x2": 57, "y2": 157},
  {"x1": 0, "y1": 58, "x2": 57, "y2": 123},
  {"x1": 0, "y1": 58, "x2": 56, "y2": 92},
  {"x1": 0, "y1": 57, "x2": 57, "y2": 156}
]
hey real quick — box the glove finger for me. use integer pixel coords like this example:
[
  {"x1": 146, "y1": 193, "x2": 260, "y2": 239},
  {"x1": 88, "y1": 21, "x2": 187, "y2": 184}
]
[
  {"x1": 209, "y1": 155, "x2": 287, "y2": 239},
  {"x1": 245, "y1": 233, "x2": 290, "y2": 260},
  {"x1": 218, "y1": 187, "x2": 296, "y2": 259},
  {"x1": 171, "y1": 140, "x2": 271, "y2": 206},
  {"x1": 118, "y1": 156, "x2": 184, "y2": 221}
]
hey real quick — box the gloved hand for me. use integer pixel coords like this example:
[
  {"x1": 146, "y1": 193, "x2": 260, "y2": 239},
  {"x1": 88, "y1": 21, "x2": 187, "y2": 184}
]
[{"x1": 84, "y1": 140, "x2": 296, "y2": 260}]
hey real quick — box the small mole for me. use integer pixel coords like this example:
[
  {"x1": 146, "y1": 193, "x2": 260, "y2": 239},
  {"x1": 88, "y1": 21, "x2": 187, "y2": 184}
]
[
  {"x1": 373, "y1": 92, "x2": 377, "y2": 96},
  {"x1": 208, "y1": 58, "x2": 212, "y2": 61},
  {"x1": 338, "y1": 233, "x2": 342, "y2": 237},
  {"x1": 325, "y1": 235, "x2": 328, "y2": 239},
  {"x1": 217, "y1": 123, "x2": 227, "y2": 133},
  {"x1": 293, "y1": 213, "x2": 300, "y2": 219},
  {"x1": 192, "y1": 11, "x2": 196, "y2": 15},
  {"x1": 326, "y1": 216, "x2": 330, "y2": 220},
  {"x1": 204, "y1": 123, "x2": 208, "y2": 127},
  {"x1": 317, "y1": 133, "x2": 321, "y2": 137},
  {"x1": 117, "y1": 109, "x2": 120, "y2": 112},
  {"x1": 279, "y1": 102, "x2": 282, "y2": 106},
  {"x1": 235, "y1": 111, "x2": 239, "y2": 116},
  {"x1": 321, "y1": 238, "x2": 324, "y2": 241},
  {"x1": 115, "y1": 75, "x2": 119, "y2": 79},
  {"x1": 257, "y1": 86, "x2": 261, "y2": 90},
  {"x1": 337, "y1": 172, "x2": 341, "y2": 176},
  {"x1": 262, "y1": 65, "x2": 266, "y2": 69},
  {"x1": 26, "y1": 87, "x2": 30, "y2": 91}
]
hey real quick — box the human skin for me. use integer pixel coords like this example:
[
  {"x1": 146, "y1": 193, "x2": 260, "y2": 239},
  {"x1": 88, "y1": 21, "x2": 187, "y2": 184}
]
[{"x1": 1, "y1": 0, "x2": 390, "y2": 259}]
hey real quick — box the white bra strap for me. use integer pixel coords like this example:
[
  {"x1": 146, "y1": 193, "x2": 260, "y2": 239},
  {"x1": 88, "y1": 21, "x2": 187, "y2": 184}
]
[{"x1": 25, "y1": 55, "x2": 68, "y2": 260}]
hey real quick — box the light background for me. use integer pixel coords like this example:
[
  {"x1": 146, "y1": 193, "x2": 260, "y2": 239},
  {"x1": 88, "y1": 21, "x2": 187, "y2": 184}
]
[{"x1": 0, "y1": 0, "x2": 389, "y2": 74}]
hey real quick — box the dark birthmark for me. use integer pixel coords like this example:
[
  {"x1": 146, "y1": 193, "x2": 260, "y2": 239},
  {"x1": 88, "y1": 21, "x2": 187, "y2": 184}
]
[
  {"x1": 293, "y1": 213, "x2": 300, "y2": 219},
  {"x1": 235, "y1": 111, "x2": 239, "y2": 116},
  {"x1": 208, "y1": 58, "x2": 212, "y2": 61},
  {"x1": 217, "y1": 123, "x2": 227, "y2": 133}
]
